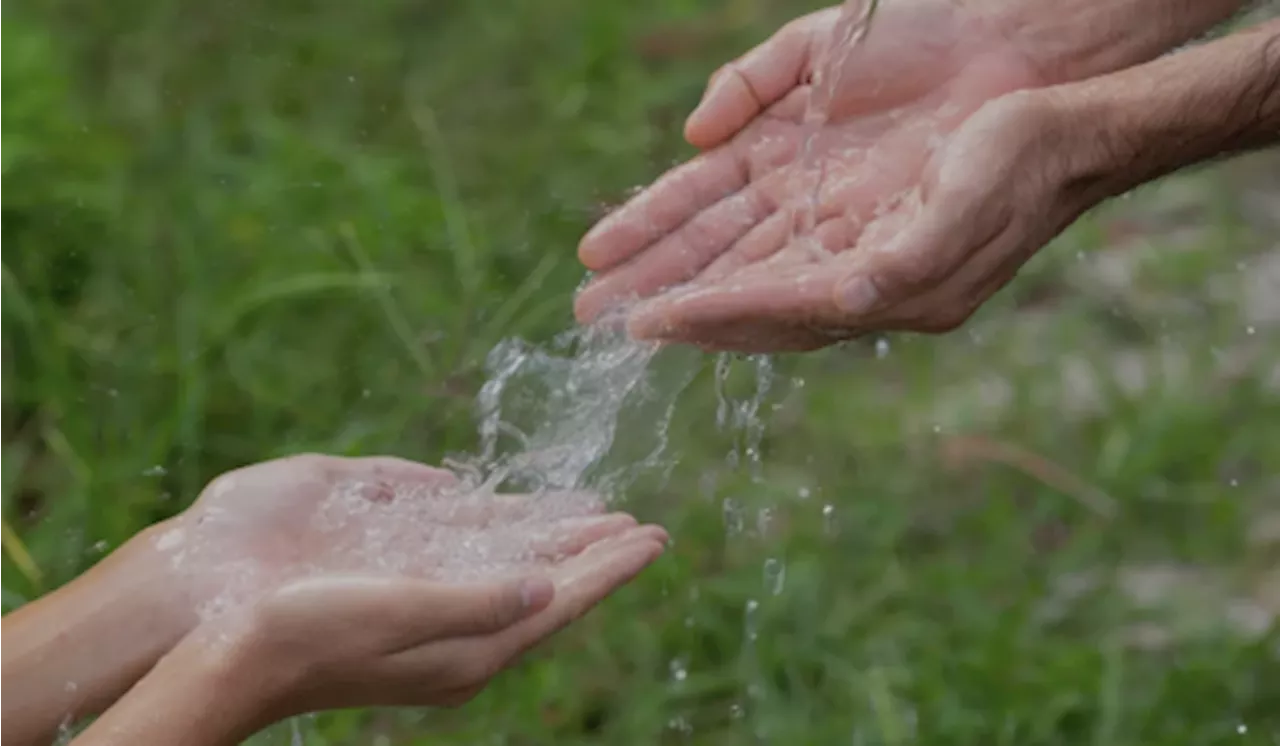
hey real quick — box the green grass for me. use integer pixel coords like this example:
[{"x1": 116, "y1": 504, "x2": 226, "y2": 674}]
[{"x1": 4, "y1": 0, "x2": 1279, "y2": 743}]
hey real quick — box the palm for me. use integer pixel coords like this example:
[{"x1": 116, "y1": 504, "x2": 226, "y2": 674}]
[
  {"x1": 575, "y1": 1, "x2": 1041, "y2": 350},
  {"x1": 164, "y1": 456, "x2": 626, "y2": 616}
]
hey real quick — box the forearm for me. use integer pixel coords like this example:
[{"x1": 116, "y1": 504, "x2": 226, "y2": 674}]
[
  {"x1": 1053, "y1": 18, "x2": 1280, "y2": 197},
  {"x1": 974, "y1": 0, "x2": 1251, "y2": 83},
  {"x1": 1, "y1": 522, "x2": 193, "y2": 746},
  {"x1": 70, "y1": 627, "x2": 282, "y2": 746}
]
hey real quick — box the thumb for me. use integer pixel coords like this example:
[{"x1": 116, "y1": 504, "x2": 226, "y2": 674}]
[
  {"x1": 413, "y1": 576, "x2": 556, "y2": 641},
  {"x1": 833, "y1": 185, "x2": 1002, "y2": 318}
]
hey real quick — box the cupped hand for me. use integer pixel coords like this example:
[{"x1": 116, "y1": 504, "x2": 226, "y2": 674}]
[
  {"x1": 574, "y1": 1, "x2": 1049, "y2": 350},
  {"x1": 67, "y1": 455, "x2": 667, "y2": 745},
  {"x1": 211, "y1": 525, "x2": 666, "y2": 720},
  {"x1": 155, "y1": 454, "x2": 649, "y2": 620}
]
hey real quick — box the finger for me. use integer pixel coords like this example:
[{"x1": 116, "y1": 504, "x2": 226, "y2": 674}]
[
  {"x1": 372, "y1": 527, "x2": 667, "y2": 686},
  {"x1": 696, "y1": 201, "x2": 792, "y2": 282},
  {"x1": 627, "y1": 215, "x2": 857, "y2": 342},
  {"x1": 494, "y1": 527, "x2": 667, "y2": 661},
  {"x1": 578, "y1": 147, "x2": 750, "y2": 274},
  {"x1": 397, "y1": 576, "x2": 556, "y2": 645},
  {"x1": 685, "y1": 12, "x2": 825, "y2": 149},
  {"x1": 674, "y1": 319, "x2": 846, "y2": 353},
  {"x1": 526, "y1": 513, "x2": 639, "y2": 559},
  {"x1": 261, "y1": 573, "x2": 554, "y2": 655},
  {"x1": 627, "y1": 268, "x2": 834, "y2": 342},
  {"x1": 574, "y1": 185, "x2": 775, "y2": 322}
]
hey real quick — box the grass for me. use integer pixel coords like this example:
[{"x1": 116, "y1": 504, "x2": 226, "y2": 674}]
[{"x1": 4, "y1": 0, "x2": 1279, "y2": 743}]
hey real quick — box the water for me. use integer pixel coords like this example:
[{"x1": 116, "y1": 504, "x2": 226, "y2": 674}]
[
  {"x1": 254, "y1": 3, "x2": 880, "y2": 738},
  {"x1": 790, "y1": 0, "x2": 881, "y2": 251},
  {"x1": 462, "y1": 321, "x2": 660, "y2": 493}
]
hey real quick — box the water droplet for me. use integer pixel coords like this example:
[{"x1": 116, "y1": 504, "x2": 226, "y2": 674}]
[
  {"x1": 669, "y1": 656, "x2": 689, "y2": 683},
  {"x1": 361, "y1": 388, "x2": 371, "y2": 398},
  {"x1": 822, "y1": 503, "x2": 836, "y2": 534},
  {"x1": 666, "y1": 715, "x2": 693, "y2": 735},
  {"x1": 763, "y1": 557, "x2": 786, "y2": 595},
  {"x1": 1236, "y1": 723, "x2": 1248, "y2": 735},
  {"x1": 756, "y1": 506, "x2": 775, "y2": 536},
  {"x1": 932, "y1": 424, "x2": 942, "y2": 434},
  {"x1": 1229, "y1": 478, "x2": 1239, "y2": 487},
  {"x1": 723, "y1": 498, "x2": 745, "y2": 535},
  {"x1": 1245, "y1": 325, "x2": 1256, "y2": 336},
  {"x1": 875, "y1": 338, "x2": 890, "y2": 359},
  {"x1": 90, "y1": 540, "x2": 108, "y2": 554},
  {"x1": 143, "y1": 465, "x2": 167, "y2": 477},
  {"x1": 797, "y1": 486, "x2": 811, "y2": 499},
  {"x1": 744, "y1": 598, "x2": 760, "y2": 641},
  {"x1": 729, "y1": 702, "x2": 745, "y2": 720}
]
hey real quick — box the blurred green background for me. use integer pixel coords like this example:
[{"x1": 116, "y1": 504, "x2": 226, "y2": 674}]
[{"x1": 4, "y1": 0, "x2": 1279, "y2": 743}]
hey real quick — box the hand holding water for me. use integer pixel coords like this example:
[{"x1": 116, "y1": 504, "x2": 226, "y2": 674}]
[
  {"x1": 575, "y1": 0, "x2": 1043, "y2": 350},
  {"x1": 75, "y1": 507, "x2": 666, "y2": 745},
  {"x1": 575, "y1": 0, "x2": 1267, "y2": 351},
  {"x1": 4, "y1": 454, "x2": 666, "y2": 746}
]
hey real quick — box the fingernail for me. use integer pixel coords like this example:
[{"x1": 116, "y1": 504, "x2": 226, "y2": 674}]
[
  {"x1": 519, "y1": 578, "x2": 553, "y2": 609},
  {"x1": 837, "y1": 277, "x2": 880, "y2": 314}
]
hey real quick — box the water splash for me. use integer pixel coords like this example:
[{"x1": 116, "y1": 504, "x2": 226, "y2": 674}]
[{"x1": 462, "y1": 322, "x2": 664, "y2": 494}]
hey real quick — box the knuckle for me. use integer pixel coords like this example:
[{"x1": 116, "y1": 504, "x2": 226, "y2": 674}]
[{"x1": 483, "y1": 592, "x2": 517, "y2": 629}]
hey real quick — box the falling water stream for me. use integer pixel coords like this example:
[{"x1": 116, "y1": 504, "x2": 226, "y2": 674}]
[
  {"x1": 244, "y1": 2, "x2": 880, "y2": 742},
  {"x1": 791, "y1": 0, "x2": 881, "y2": 254}
]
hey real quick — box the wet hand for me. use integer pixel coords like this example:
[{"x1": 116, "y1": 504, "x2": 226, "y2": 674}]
[
  {"x1": 158, "y1": 454, "x2": 653, "y2": 620},
  {"x1": 574, "y1": 1, "x2": 1046, "y2": 350},
  {"x1": 203, "y1": 527, "x2": 665, "y2": 721},
  {"x1": 72, "y1": 510, "x2": 666, "y2": 746}
]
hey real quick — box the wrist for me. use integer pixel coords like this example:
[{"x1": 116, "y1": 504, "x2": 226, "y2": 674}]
[
  {"x1": 1037, "y1": 18, "x2": 1280, "y2": 199},
  {"x1": 2, "y1": 519, "x2": 196, "y2": 744},
  {"x1": 965, "y1": 0, "x2": 1249, "y2": 84},
  {"x1": 71, "y1": 622, "x2": 293, "y2": 746}
]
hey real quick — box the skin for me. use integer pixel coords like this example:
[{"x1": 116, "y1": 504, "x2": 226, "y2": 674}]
[
  {"x1": 2, "y1": 454, "x2": 667, "y2": 746},
  {"x1": 574, "y1": 0, "x2": 1265, "y2": 352},
  {"x1": 71, "y1": 532, "x2": 666, "y2": 746}
]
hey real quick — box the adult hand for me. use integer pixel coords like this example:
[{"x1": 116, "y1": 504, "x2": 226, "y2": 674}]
[
  {"x1": 618, "y1": 89, "x2": 1109, "y2": 352},
  {"x1": 574, "y1": 0, "x2": 1044, "y2": 349},
  {"x1": 573, "y1": 0, "x2": 1248, "y2": 351}
]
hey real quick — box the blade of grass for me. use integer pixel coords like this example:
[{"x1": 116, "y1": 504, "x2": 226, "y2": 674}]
[
  {"x1": 2, "y1": 519, "x2": 44, "y2": 591},
  {"x1": 409, "y1": 104, "x2": 482, "y2": 309},
  {"x1": 338, "y1": 222, "x2": 436, "y2": 379},
  {"x1": 479, "y1": 251, "x2": 564, "y2": 342},
  {"x1": 205, "y1": 271, "x2": 400, "y2": 351}
]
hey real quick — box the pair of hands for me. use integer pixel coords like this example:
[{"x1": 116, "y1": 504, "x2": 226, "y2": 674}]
[
  {"x1": 572, "y1": 0, "x2": 1247, "y2": 351},
  {"x1": 6, "y1": 455, "x2": 666, "y2": 746}
]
